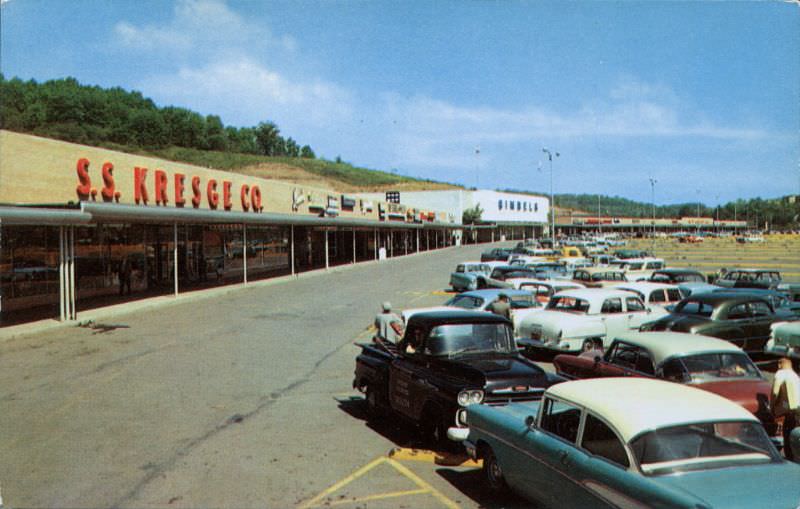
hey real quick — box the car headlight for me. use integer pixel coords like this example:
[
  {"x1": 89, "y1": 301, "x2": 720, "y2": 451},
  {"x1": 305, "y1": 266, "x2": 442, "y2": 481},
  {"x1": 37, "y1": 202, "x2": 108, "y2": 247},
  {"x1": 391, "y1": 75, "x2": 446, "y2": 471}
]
[{"x1": 457, "y1": 389, "x2": 484, "y2": 406}]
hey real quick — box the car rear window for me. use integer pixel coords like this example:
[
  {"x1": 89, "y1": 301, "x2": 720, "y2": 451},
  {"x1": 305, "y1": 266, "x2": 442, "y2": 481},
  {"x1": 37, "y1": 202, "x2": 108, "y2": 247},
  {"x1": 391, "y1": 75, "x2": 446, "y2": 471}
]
[{"x1": 675, "y1": 300, "x2": 714, "y2": 317}]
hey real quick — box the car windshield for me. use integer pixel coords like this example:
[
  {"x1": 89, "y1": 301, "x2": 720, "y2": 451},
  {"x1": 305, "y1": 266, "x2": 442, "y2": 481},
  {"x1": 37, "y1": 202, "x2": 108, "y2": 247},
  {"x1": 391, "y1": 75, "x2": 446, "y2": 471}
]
[
  {"x1": 426, "y1": 323, "x2": 515, "y2": 356},
  {"x1": 662, "y1": 353, "x2": 761, "y2": 382},
  {"x1": 547, "y1": 296, "x2": 591, "y2": 313},
  {"x1": 631, "y1": 421, "x2": 780, "y2": 476},
  {"x1": 445, "y1": 295, "x2": 484, "y2": 309},
  {"x1": 674, "y1": 299, "x2": 715, "y2": 317}
]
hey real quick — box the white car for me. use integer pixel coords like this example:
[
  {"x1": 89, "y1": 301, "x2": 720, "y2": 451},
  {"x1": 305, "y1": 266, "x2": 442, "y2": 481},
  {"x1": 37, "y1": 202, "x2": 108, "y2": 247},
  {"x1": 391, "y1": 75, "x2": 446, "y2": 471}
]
[
  {"x1": 516, "y1": 288, "x2": 668, "y2": 354},
  {"x1": 613, "y1": 282, "x2": 684, "y2": 313},
  {"x1": 611, "y1": 257, "x2": 665, "y2": 281},
  {"x1": 516, "y1": 279, "x2": 586, "y2": 304},
  {"x1": 401, "y1": 289, "x2": 544, "y2": 330}
]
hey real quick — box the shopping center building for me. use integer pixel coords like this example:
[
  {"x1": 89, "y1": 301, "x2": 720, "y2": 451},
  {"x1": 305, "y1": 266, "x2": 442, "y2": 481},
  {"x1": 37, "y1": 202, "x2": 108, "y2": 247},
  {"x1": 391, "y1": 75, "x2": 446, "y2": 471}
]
[
  {"x1": 356, "y1": 189, "x2": 550, "y2": 243},
  {"x1": 0, "y1": 131, "x2": 463, "y2": 327}
]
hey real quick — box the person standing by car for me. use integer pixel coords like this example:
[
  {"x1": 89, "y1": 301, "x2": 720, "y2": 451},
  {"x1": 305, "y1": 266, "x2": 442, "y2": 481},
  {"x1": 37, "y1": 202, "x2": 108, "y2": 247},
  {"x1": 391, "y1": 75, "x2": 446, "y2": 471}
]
[
  {"x1": 374, "y1": 302, "x2": 404, "y2": 344},
  {"x1": 488, "y1": 293, "x2": 512, "y2": 321},
  {"x1": 771, "y1": 356, "x2": 800, "y2": 460}
]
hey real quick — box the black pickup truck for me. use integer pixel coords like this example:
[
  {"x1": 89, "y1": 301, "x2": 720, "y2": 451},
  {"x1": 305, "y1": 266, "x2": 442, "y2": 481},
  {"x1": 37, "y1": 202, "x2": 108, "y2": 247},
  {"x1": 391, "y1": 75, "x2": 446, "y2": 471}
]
[{"x1": 353, "y1": 310, "x2": 562, "y2": 443}]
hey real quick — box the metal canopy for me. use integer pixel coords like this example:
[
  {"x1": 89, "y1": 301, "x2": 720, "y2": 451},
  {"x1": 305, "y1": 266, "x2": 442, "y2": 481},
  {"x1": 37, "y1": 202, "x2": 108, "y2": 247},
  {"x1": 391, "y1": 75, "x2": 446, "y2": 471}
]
[
  {"x1": 79, "y1": 203, "x2": 459, "y2": 229},
  {"x1": 0, "y1": 206, "x2": 91, "y2": 225}
]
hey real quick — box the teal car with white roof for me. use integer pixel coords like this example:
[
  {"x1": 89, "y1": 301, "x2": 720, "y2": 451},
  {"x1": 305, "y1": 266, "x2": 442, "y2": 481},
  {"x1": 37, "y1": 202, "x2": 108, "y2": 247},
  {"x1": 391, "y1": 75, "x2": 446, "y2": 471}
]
[{"x1": 450, "y1": 378, "x2": 800, "y2": 508}]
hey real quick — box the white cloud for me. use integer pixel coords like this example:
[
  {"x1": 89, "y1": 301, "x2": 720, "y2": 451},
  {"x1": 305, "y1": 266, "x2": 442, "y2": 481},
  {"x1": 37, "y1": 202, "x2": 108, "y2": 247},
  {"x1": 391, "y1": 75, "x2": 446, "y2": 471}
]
[
  {"x1": 139, "y1": 58, "x2": 353, "y2": 127},
  {"x1": 114, "y1": 0, "x2": 293, "y2": 55},
  {"x1": 379, "y1": 79, "x2": 776, "y2": 170}
]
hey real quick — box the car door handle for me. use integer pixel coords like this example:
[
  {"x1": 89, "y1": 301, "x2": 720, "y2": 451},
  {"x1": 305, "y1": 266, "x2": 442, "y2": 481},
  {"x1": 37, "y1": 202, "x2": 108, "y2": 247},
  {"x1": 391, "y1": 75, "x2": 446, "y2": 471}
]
[{"x1": 559, "y1": 450, "x2": 570, "y2": 466}]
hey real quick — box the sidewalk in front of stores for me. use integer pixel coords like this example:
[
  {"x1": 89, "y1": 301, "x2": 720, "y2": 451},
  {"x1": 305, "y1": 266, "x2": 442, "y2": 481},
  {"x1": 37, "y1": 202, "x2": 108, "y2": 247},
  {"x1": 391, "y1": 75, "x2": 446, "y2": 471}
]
[{"x1": 0, "y1": 245, "x2": 469, "y2": 343}]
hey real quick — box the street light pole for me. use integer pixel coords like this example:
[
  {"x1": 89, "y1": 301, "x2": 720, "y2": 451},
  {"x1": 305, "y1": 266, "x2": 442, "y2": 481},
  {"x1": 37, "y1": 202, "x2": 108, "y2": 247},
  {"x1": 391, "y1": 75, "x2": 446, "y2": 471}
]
[
  {"x1": 696, "y1": 190, "x2": 701, "y2": 234},
  {"x1": 543, "y1": 148, "x2": 559, "y2": 244},
  {"x1": 649, "y1": 178, "x2": 657, "y2": 240},
  {"x1": 597, "y1": 194, "x2": 601, "y2": 239}
]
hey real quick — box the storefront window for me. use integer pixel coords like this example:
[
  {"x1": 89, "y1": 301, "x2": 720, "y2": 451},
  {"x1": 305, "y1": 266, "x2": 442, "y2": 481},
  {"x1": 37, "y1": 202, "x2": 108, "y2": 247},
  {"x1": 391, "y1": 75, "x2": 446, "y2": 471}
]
[
  {"x1": 246, "y1": 226, "x2": 289, "y2": 280},
  {"x1": 0, "y1": 225, "x2": 60, "y2": 325}
]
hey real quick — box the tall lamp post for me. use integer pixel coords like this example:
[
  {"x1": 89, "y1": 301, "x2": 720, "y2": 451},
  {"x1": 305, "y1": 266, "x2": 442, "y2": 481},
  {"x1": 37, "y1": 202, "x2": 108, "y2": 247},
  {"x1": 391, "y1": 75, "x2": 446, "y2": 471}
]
[
  {"x1": 649, "y1": 178, "x2": 657, "y2": 240},
  {"x1": 696, "y1": 189, "x2": 701, "y2": 234},
  {"x1": 597, "y1": 194, "x2": 601, "y2": 239},
  {"x1": 543, "y1": 148, "x2": 559, "y2": 244}
]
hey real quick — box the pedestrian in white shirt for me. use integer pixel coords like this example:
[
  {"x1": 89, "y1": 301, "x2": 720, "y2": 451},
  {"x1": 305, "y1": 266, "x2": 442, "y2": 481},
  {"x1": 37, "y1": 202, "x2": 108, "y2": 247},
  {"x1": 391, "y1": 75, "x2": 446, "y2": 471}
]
[{"x1": 771, "y1": 357, "x2": 800, "y2": 461}]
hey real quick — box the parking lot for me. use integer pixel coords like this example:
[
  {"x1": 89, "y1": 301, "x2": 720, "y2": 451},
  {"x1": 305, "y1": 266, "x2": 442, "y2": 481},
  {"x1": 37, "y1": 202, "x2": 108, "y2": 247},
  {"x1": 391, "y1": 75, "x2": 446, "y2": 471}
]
[{"x1": 0, "y1": 236, "x2": 797, "y2": 508}]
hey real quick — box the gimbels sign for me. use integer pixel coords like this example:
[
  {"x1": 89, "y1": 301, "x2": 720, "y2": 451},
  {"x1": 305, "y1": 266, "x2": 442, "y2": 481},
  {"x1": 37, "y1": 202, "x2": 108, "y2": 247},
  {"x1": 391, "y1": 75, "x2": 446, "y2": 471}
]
[{"x1": 75, "y1": 158, "x2": 263, "y2": 212}]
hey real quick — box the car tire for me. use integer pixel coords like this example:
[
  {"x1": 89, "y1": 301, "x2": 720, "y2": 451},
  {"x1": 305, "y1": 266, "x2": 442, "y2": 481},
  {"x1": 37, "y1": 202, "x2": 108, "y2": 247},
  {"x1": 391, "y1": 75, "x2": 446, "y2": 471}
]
[
  {"x1": 482, "y1": 446, "x2": 508, "y2": 493},
  {"x1": 364, "y1": 385, "x2": 384, "y2": 420}
]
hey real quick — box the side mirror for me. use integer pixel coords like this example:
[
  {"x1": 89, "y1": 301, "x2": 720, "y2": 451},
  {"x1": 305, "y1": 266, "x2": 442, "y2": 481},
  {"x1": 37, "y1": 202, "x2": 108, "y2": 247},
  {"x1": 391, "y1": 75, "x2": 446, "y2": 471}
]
[{"x1": 525, "y1": 415, "x2": 536, "y2": 429}]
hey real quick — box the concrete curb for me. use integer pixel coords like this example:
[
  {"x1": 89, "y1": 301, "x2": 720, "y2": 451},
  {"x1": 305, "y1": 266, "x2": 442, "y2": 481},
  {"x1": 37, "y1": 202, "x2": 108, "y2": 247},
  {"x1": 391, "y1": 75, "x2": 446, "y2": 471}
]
[{"x1": 0, "y1": 244, "x2": 476, "y2": 343}]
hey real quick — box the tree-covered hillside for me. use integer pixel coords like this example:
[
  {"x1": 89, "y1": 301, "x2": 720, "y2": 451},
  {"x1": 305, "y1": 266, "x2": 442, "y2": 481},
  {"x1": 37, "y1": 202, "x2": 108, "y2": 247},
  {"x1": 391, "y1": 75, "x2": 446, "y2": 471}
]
[{"x1": 0, "y1": 74, "x2": 314, "y2": 158}]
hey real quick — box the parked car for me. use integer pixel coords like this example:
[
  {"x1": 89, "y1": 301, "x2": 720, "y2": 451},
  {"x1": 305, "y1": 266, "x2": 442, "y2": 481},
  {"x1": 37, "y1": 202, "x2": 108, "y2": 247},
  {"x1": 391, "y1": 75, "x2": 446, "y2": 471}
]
[
  {"x1": 480, "y1": 248, "x2": 512, "y2": 262},
  {"x1": 677, "y1": 281, "x2": 722, "y2": 297},
  {"x1": 613, "y1": 249, "x2": 652, "y2": 259},
  {"x1": 553, "y1": 332, "x2": 775, "y2": 432},
  {"x1": 649, "y1": 268, "x2": 706, "y2": 284},
  {"x1": 516, "y1": 280, "x2": 586, "y2": 304},
  {"x1": 640, "y1": 292, "x2": 789, "y2": 355},
  {"x1": 482, "y1": 266, "x2": 539, "y2": 289},
  {"x1": 353, "y1": 311, "x2": 562, "y2": 444},
  {"x1": 609, "y1": 257, "x2": 665, "y2": 281},
  {"x1": 737, "y1": 234, "x2": 765, "y2": 243},
  {"x1": 450, "y1": 378, "x2": 800, "y2": 508},
  {"x1": 572, "y1": 267, "x2": 628, "y2": 288},
  {"x1": 401, "y1": 289, "x2": 543, "y2": 330},
  {"x1": 613, "y1": 282, "x2": 684, "y2": 312},
  {"x1": 765, "y1": 321, "x2": 800, "y2": 361},
  {"x1": 713, "y1": 268, "x2": 782, "y2": 290},
  {"x1": 679, "y1": 234, "x2": 704, "y2": 243},
  {"x1": 711, "y1": 288, "x2": 800, "y2": 318},
  {"x1": 517, "y1": 289, "x2": 666, "y2": 354},
  {"x1": 588, "y1": 254, "x2": 620, "y2": 267},
  {"x1": 449, "y1": 261, "x2": 492, "y2": 292}
]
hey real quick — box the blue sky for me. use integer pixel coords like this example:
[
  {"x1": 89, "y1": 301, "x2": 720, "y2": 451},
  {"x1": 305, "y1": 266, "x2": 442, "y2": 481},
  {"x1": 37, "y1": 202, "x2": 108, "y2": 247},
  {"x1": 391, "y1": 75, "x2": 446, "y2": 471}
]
[{"x1": 2, "y1": 0, "x2": 798, "y2": 206}]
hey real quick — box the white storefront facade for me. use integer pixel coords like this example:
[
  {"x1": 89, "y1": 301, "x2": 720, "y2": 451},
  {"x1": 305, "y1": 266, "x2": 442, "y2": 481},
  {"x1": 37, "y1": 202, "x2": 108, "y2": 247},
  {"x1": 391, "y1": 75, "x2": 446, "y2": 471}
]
[{"x1": 357, "y1": 190, "x2": 550, "y2": 243}]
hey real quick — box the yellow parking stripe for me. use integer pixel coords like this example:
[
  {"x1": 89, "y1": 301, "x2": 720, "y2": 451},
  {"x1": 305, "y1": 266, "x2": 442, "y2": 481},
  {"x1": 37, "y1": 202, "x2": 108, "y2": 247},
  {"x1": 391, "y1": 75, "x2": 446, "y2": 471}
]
[
  {"x1": 297, "y1": 456, "x2": 386, "y2": 509},
  {"x1": 323, "y1": 488, "x2": 429, "y2": 507},
  {"x1": 297, "y1": 455, "x2": 461, "y2": 509},
  {"x1": 386, "y1": 457, "x2": 461, "y2": 509}
]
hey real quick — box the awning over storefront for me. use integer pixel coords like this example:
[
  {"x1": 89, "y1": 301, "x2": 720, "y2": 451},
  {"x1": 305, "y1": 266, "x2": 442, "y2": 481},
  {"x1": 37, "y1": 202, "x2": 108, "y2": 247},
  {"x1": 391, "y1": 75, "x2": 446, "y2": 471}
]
[
  {"x1": 0, "y1": 206, "x2": 92, "y2": 225},
  {"x1": 80, "y1": 203, "x2": 457, "y2": 229}
]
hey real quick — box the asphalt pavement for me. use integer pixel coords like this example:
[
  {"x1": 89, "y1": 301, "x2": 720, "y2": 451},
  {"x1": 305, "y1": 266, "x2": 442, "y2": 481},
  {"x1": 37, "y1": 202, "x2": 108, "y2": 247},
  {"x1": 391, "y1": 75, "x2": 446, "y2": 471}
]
[{"x1": 0, "y1": 242, "x2": 532, "y2": 509}]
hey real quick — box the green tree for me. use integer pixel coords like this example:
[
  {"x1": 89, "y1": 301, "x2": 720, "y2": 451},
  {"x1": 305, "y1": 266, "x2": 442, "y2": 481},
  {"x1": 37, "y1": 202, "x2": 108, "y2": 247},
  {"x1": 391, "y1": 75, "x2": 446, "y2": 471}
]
[
  {"x1": 300, "y1": 145, "x2": 315, "y2": 158},
  {"x1": 462, "y1": 204, "x2": 484, "y2": 224},
  {"x1": 255, "y1": 121, "x2": 281, "y2": 156}
]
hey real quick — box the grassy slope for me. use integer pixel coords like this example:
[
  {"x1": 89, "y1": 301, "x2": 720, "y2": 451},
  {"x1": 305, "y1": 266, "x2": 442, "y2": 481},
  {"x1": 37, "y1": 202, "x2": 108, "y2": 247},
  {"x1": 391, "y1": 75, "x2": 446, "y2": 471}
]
[{"x1": 95, "y1": 142, "x2": 463, "y2": 191}]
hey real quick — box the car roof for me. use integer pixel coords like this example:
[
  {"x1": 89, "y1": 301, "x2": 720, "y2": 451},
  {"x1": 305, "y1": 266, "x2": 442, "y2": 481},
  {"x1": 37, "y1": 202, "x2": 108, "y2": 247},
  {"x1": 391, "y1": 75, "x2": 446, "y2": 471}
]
[
  {"x1": 609, "y1": 331, "x2": 743, "y2": 365},
  {"x1": 683, "y1": 292, "x2": 770, "y2": 305},
  {"x1": 654, "y1": 268, "x2": 704, "y2": 275},
  {"x1": 725, "y1": 268, "x2": 780, "y2": 273},
  {"x1": 552, "y1": 288, "x2": 636, "y2": 302},
  {"x1": 614, "y1": 282, "x2": 679, "y2": 293},
  {"x1": 546, "y1": 378, "x2": 756, "y2": 443},
  {"x1": 460, "y1": 289, "x2": 533, "y2": 298},
  {"x1": 576, "y1": 267, "x2": 625, "y2": 274},
  {"x1": 406, "y1": 310, "x2": 510, "y2": 327},
  {"x1": 712, "y1": 288, "x2": 783, "y2": 296}
]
